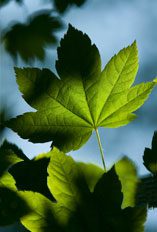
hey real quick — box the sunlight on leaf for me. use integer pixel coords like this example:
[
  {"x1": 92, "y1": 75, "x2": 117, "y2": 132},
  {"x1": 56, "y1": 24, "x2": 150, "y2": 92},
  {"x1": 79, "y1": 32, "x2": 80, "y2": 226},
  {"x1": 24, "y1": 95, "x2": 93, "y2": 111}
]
[
  {"x1": 7, "y1": 25, "x2": 155, "y2": 152},
  {"x1": 115, "y1": 157, "x2": 139, "y2": 208},
  {"x1": 19, "y1": 148, "x2": 147, "y2": 232},
  {"x1": 0, "y1": 172, "x2": 30, "y2": 226}
]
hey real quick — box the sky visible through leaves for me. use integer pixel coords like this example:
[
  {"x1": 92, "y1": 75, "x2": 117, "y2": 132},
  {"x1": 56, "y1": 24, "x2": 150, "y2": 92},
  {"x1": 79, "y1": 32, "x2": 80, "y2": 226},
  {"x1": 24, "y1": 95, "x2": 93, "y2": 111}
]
[{"x1": 0, "y1": 0, "x2": 157, "y2": 231}]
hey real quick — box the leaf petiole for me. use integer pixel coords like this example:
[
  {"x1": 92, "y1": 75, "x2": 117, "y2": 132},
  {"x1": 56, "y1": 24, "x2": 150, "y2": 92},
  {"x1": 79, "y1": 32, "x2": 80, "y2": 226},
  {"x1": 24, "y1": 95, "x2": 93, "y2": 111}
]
[{"x1": 95, "y1": 128, "x2": 106, "y2": 172}]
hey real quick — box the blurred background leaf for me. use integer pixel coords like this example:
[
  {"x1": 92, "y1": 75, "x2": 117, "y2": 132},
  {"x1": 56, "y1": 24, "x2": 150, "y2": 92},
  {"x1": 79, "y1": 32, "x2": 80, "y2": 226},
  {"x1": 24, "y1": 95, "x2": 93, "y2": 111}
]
[
  {"x1": 0, "y1": 105, "x2": 13, "y2": 140},
  {"x1": 136, "y1": 175, "x2": 157, "y2": 209},
  {"x1": 2, "y1": 10, "x2": 63, "y2": 62},
  {"x1": 0, "y1": 0, "x2": 22, "y2": 8},
  {"x1": 53, "y1": 0, "x2": 86, "y2": 13}
]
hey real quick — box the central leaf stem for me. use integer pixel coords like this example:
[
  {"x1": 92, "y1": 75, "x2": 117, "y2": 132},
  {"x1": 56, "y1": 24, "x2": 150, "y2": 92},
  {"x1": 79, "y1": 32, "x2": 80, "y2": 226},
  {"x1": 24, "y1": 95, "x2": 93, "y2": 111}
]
[{"x1": 95, "y1": 128, "x2": 106, "y2": 172}]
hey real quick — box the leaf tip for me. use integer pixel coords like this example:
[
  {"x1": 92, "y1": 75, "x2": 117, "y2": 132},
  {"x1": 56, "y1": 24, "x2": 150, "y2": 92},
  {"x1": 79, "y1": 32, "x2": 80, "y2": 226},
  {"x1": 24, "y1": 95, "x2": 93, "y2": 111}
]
[{"x1": 153, "y1": 77, "x2": 157, "y2": 84}]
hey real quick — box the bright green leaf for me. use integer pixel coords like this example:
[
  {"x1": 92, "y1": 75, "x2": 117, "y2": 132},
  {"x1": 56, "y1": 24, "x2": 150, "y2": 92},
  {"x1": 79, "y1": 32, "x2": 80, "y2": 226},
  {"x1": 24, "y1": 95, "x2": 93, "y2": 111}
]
[
  {"x1": 47, "y1": 148, "x2": 93, "y2": 212},
  {"x1": 0, "y1": 172, "x2": 16, "y2": 190},
  {"x1": 7, "y1": 25, "x2": 155, "y2": 152},
  {"x1": 115, "y1": 156, "x2": 139, "y2": 208},
  {"x1": 19, "y1": 191, "x2": 64, "y2": 232}
]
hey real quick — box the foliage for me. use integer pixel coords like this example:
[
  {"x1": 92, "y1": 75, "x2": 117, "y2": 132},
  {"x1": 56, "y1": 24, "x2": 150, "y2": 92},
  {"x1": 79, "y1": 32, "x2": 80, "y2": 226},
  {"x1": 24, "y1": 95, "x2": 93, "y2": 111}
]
[
  {"x1": 0, "y1": 0, "x2": 22, "y2": 7},
  {"x1": 54, "y1": 0, "x2": 86, "y2": 13},
  {"x1": 0, "y1": 171, "x2": 30, "y2": 226},
  {"x1": 143, "y1": 131, "x2": 157, "y2": 174},
  {"x1": 0, "y1": 0, "x2": 87, "y2": 62},
  {"x1": 0, "y1": 105, "x2": 13, "y2": 139},
  {"x1": 0, "y1": 147, "x2": 146, "y2": 231},
  {"x1": 0, "y1": 140, "x2": 28, "y2": 177},
  {"x1": 136, "y1": 133, "x2": 157, "y2": 208},
  {"x1": 2, "y1": 11, "x2": 62, "y2": 62},
  {"x1": 9, "y1": 151, "x2": 55, "y2": 200},
  {"x1": 0, "y1": 25, "x2": 156, "y2": 231},
  {"x1": 0, "y1": 108, "x2": 7, "y2": 138},
  {"x1": 7, "y1": 25, "x2": 155, "y2": 154}
]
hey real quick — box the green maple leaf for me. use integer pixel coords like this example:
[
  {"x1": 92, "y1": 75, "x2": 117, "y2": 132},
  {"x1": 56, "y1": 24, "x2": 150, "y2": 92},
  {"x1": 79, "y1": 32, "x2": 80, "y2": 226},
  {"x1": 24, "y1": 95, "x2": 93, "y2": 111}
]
[
  {"x1": 19, "y1": 148, "x2": 146, "y2": 232},
  {"x1": 7, "y1": 25, "x2": 155, "y2": 152},
  {"x1": 143, "y1": 131, "x2": 157, "y2": 174}
]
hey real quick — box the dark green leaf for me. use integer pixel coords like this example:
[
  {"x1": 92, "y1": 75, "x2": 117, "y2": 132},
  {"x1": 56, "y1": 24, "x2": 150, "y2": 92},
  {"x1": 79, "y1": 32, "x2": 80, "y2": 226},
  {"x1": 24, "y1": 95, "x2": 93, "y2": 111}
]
[
  {"x1": 93, "y1": 166, "x2": 123, "y2": 213},
  {"x1": 54, "y1": 0, "x2": 86, "y2": 13},
  {"x1": 0, "y1": 104, "x2": 13, "y2": 138},
  {"x1": 0, "y1": 0, "x2": 22, "y2": 7},
  {"x1": 2, "y1": 10, "x2": 62, "y2": 62},
  {"x1": 143, "y1": 131, "x2": 157, "y2": 174},
  {"x1": 0, "y1": 108, "x2": 7, "y2": 136},
  {"x1": 0, "y1": 140, "x2": 28, "y2": 177},
  {"x1": 0, "y1": 187, "x2": 30, "y2": 226},
  {"x1": 0, "y1": 172, "x2": 30, "y2": 226},
  {"x1": 136, "y1": 175, "x2": 157, "y2": 208},
  {"x1": 121, "y1": 206, "x2": 147, "y2": 232},
  {"x1": 77, "y1": 162, "x2": 103, "y2": 191},
  {"x1": 9, "y1": 151, "x2": 54, "y2": 201}
]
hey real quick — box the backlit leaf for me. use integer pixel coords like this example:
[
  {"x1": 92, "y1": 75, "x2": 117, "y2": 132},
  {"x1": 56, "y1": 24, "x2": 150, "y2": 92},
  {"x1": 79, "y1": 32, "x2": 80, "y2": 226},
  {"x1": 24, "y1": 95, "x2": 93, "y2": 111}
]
[
  {"x1": 77, "y1": 162, "x2": 103, "y2": 191},
  {"x1": 7, "y1": 25, "x2": 155, "y2": 152},
  {"x1": 0, "y1": 172, "x2": 30, "y2": 226},
  {"x1": 19, "y1": 148, "x2": 147, "y2": 232},
  {"x1": 115, "y1": 156, "x2": 138, "y2": 208}
]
